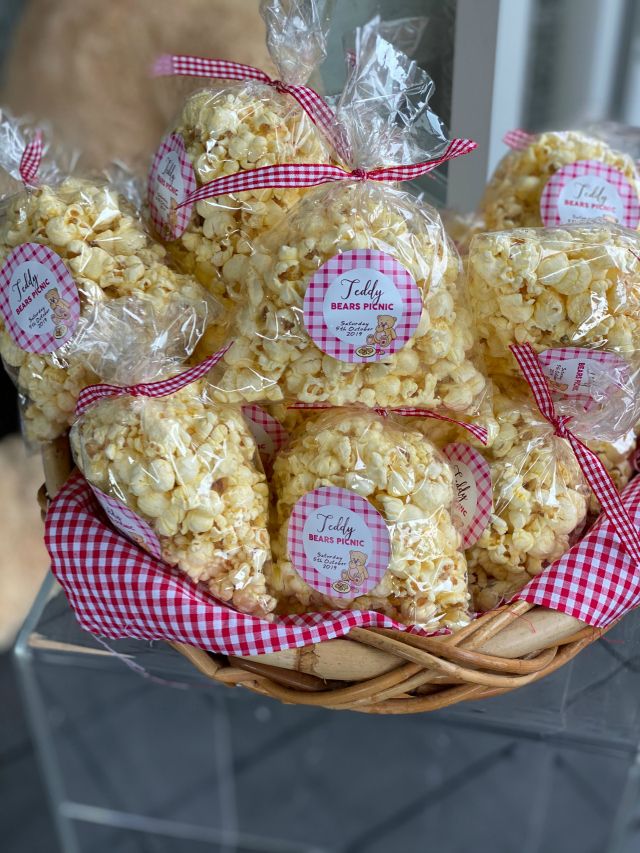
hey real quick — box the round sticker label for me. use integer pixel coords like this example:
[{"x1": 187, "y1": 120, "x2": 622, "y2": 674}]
[
  {"x1": 0, "y1": 243, "x2": 80, "y2": 353},
  {"x1": 540, "y1": 160, "x2": 640, "y2": 227},
  {"x1": 147, "y1": 133, "x2": 196, "y2": 240},
  {"x1": 287, "y1": 486, "x2": 391, "y2": 599},
  {"x1": 91, "y1": 485, "x2": 163, "y2": 561},
  {"x1": 442, "y1": 444, "x2": 493, "y2": 548},
  {"x1": 242, "y1": 404, "x2": 289, "y2": 468},
  {"x1": 538, "y1": 348, "x2": 630, "y2": 407},
  {"x1": 303, "y1": 249, "x2": 422, "y2": 363}
]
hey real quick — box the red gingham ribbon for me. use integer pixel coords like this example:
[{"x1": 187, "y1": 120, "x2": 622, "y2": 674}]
[
  {"x1": 176, "y1": 138, "x2": 477, "y2": 208},
  {"x1": 511, "y1": 343, "x2": 640, "y2": 562},
  {"x1": 19, "y1": 130, "x2": 43, "y2": 186},
  {"x1": 75, "y1": 345, "x2": 231, "y2": 417},
  {"x1": 503, "y1": 129, "x2": 535, "y2": 150},
  {"x1": 288, "y1": 403, "x2": 489, "y2": 445},
  {"x1": 152, "y1": 54, "x2": 341, "y2": 158}
]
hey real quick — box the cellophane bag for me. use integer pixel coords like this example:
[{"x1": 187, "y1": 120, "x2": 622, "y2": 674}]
[
  {"x1": 414, "y1": 380, "x2": 589, "y2": 612},
  {"x1": 213, "y1": 22, "x2": 486, "y2": 413},
  {"x1": 70, "y1": 378, "x2": 274, "y2": 618},
  {"x1": 148, "y1": 0, "x2": 335, "y2": 306},
  {"x1": 0, "y1": 118, "x2": 218, "y2": 443},
  {"x1": 468, "y1": 222, "x2": 640, "y2": 440},
  {"x1": 270, "y1": 408, "x2": 470, "y2": 630},
  {"x1": 479, "y1": 129, "x2": 640, "y2": 230},
  {"x1": 585, "y1": 430, "x2": 636, "y2": 515}
]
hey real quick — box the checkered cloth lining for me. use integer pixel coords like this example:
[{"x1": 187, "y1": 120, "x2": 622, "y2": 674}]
[
  {"x1": 46, "y1": 472, "x2": 453, "y2": 655},
  {"x1": 516, "y1": 475, "x2": 640, "y2": 625}
]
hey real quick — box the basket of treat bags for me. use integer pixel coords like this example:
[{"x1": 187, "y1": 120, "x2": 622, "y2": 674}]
[{"x1": 6, "y1": 2, "x2": 640, "y2": 714}]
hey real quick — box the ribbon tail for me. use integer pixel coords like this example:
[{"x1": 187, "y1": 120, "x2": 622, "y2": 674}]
[
  {"x1": 569, "y1": 434, "x2": 640, "y2": 563},
  {"x1": 75, "y1": 343, "x2": 232, "y2": 416}
]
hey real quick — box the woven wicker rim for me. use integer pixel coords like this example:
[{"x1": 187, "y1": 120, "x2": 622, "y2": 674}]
[{"x1": 40, "y1": 437, "x2": 604, "y2": 714}]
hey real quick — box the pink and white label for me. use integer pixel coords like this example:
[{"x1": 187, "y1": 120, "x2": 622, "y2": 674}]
[
  {"x1": 147, "y1": 133, "x2": 196, "y2": 240},
  {"x1": 91, "y1": 485, "x2": 163, "y2": 561},
  {"x1": 287, "y1": 485, "x2": 390, "y2": 599},
  {"x1": 538, "y1": 348, "x2": 630, "y2": 406},
  {"x1": 242, "y1": 405, "x2": 289, "y2": 468},
  {"x1": 442, "y1": 444, "x2": 492, "y2": 548},
  {"x1": 0, "y1": 243, "x2": 80, "y2": 354},
  {"x1": 303, "y1": 249, "x2": 422, "y2": 363},
  {"x1": 540, "y1": 160, "x2": 640, "y2": 228}
]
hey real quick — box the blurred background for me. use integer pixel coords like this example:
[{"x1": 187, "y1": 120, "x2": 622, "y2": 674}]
[{"x1": 3, "y1": 1, "x2": 640, "y2": 851}]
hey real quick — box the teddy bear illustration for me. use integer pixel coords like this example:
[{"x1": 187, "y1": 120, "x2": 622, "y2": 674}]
[
  {"x1": 45, "y1": 288, "x2": 71, "y2": 339},
  {"x1": 367, "y1": 315, "x2": 397, "y2": 350},
  {"x1": 347, "y1": 550, "x2": 369, "y2": 587}
]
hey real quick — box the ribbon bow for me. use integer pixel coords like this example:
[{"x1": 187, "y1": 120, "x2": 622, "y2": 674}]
[
  {"x1": 503, "y1": 129, "x2": 535, "y2": 151},
  {"x1": 19, "y1": 130, "x2": 43, "y2": 186},
  {"x1": 75, "y1": 344, "x2": 231, "y2": 417},
  {"x1": 152, "y1": 54, "x2": 341, "y2": 158},
  {"x1": 176, "y1": 137, "x2": 477, "y2": 209},
  {"x1": 511, "y1": 343, "x2": 640, "y2": 562}
]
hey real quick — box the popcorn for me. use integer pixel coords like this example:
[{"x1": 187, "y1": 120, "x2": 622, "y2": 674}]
[
  {"x1": 214, "y1": 181, "x2": 487, "y2": 412},
  {"x1": 160, "y1": 84, "x2": 333, "y2": 305},
  {"x1": 468, "y1": 224, "x2": 640, "y2": 375},
  {"x1": 480, "y1": 131, "x2": 640, "y2": 230},
  {"x1": 70, "y1": 381, "x2": 274, "y2": 618},
  {"x1": 0, "y1": 178, "x2": 212, "y2": 443},
  {"x1": 585, "y1": 431, "x2": 636, "y2": 515},
  {"x1": 270, "y1": 409, "x2": 470, "y2": 629},
  {"x1": 417, "y1": 383, "x2": 589, "y2": 612}
]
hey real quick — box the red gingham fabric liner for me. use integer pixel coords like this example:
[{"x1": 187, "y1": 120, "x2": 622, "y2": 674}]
[
  {"x1": 511, "y1": 343, "x2": 640, "y2": 564},
  {"x1": 147, "y1": 133, "x2": 197, "y2": 240},
  {"x1": 46, "y1": 472, "x2": 449, "y2": 655},
  {"x1": 302, "y1": 249, "x2": 422, "y2": 363},
  {"x1": 152, "y1": 54, "x2": 342, "y2": 161},
  {"x1": 516, "y1": 475, "x2": 640, "y2": 626},
  {"x1": 442, "y1": 443, "x2": 493, "y2": 548},
  {"x1": 540, "y1": 159, "x2": 640, "y2": 228},
  {"x1": 176, "y1": 139, "x2": 478, "y2": 209},
  {"x1": 287, "y1": 486, "x2": 391, "y2": 599},
  {"x1": 75, "y1": 344, "x2": 231, "y2": 416},
  {"x1": 0, "y1": 242, "x2": 80, "y2": 354},
  {"x1": 19, "y1": 130, "x2": 43, "y2": 186},
  {"x1": 503, "y1": 129, "x2": 535, "y2": 150}
]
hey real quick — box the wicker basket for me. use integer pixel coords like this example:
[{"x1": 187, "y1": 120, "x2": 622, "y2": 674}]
[{"x1": 41, "y1": 438, "x2": 605, "y2": 715}]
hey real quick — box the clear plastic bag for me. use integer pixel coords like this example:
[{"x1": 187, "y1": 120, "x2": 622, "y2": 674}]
[
  {"x1": 70, "y1": 380, "x2": 274, "y2": 618},
  {"x1": 585, "y1": 430, "x2": 636, "y2": 516},
  {"x1": 270, "y1": 408, "x2": 470, "y2": 630},
  {"x1": 212, "y1": 23, "x2": 486, "y2": 413},
  {"x1": 148, "y1": 0, "x2": 335, "y2": 305},
  {"x1": 468, "y1": 223, "x2": 640, "y2": 440},
  {"x1": 0, "y1": 171, "x2": 218, "y2": 443},
  {"x1": 479, "y1": 129, "x2": 640, "y2": 230},
  {"x1": 416, "y1": 380, "x2": 589, "y2": 613}
]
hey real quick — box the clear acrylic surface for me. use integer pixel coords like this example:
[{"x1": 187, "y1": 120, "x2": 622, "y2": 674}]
[{"x1": 13, "y1": 573, "x2": 640, "y2": 853}]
